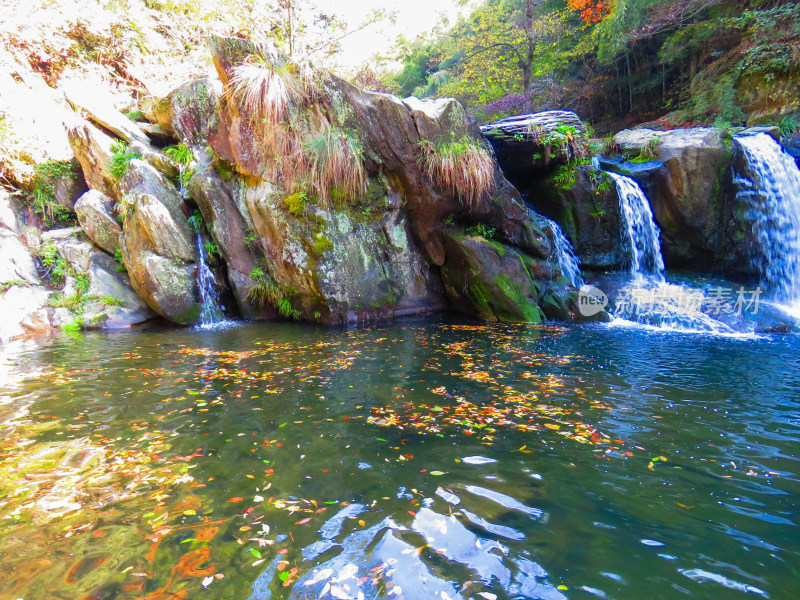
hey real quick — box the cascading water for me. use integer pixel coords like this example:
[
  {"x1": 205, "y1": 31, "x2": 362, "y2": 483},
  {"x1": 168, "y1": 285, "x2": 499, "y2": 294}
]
[
  {"x1": 195, "y1": 233, "x2": 225, "y2": 327},
  {"x1": 607, "y1": 172, "x2": 665, "y2": 279},
  {"x1": 604, "y1": 172, "x2": 737, "y2": 334},
  {"x1": 542, "y1": 217, "x2": 583, "y2": 288},
  {"x1": 733, "y1": 132, "x2": 800, "y2": 316}
]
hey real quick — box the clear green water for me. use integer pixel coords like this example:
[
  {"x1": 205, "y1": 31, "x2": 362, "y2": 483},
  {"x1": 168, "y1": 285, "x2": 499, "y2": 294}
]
[{"x1": 0, "y1": 319, "x2": 798, "y2": 600}]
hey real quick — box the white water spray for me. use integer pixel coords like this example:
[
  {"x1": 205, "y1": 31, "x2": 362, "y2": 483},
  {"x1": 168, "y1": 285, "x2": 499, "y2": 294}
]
[
  {"x1": 605, "y1": 172, "x2": 736, "y2": 334},
  {"x1": 542, "y1": 217, "x2": 583, "y2": 288},
  {"x1": 195, "y1": 233, "x2": 224, "y2": 327}
]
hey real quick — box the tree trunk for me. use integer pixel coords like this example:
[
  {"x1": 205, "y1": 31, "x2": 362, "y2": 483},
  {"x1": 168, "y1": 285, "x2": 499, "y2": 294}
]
[
  {"x1": 522, "y1": 0, "x2": 535, "y2": 95},
  {"x1": 626, "y1": 52, "x2": 633, "y2": 112}
]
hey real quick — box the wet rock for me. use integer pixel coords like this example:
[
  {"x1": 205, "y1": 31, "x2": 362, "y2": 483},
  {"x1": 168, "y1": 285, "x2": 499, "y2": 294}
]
[
  {"x1": 74, "y1": 189, "x2": 122, "y2": 255},
  {"x1": 440, "y1": 234, "x2": 545, "y2": 322},
  {"x1": 537, "y1": 167, "x2": 626, "y2": 270},
  {"x1": 606, "y1": 127, "x2": 740, "y2": 273}
]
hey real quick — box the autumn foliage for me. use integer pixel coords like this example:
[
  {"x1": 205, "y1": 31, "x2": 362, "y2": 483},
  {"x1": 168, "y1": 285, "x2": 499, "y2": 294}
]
[{"x1": 567, "y1": 0, "x2": 613, "y2": 24}]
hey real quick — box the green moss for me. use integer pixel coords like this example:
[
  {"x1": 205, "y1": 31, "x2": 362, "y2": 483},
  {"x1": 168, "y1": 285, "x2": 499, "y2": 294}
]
[
  {"x1": 493, "y1": 273, "x2": 542, "y2": 323},
  {"x1": 312, "y1": 233, "x2": 334, "y2": 254},
  {"x1": 485, "y1": 238, "x2": 508, "y2": 257},
  {"x1": 468, "y1": 278, "x2": 492, "y2": 309},
  {"x1": 283, "y1": 192, "x2": 308, "y2": 216},
  {"x1": 215, "y1": 158, "x2": 237, "y2": 182},
  {"x1": 124, "y1": 110, "x2": 146, "y2": 122}
]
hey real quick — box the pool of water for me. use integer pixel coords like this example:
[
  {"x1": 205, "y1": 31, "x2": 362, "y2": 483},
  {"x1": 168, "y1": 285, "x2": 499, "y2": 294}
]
[{"x1": 1, "y1": 318, "x2": 798, "y2": 600}]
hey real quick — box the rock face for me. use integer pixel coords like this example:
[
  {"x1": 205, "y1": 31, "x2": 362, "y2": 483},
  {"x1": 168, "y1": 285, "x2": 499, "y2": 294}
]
[
  {"x1": 143, "y1": 35, "x2": 593, "y2": 325},
  {"x1": 74, "y1": 189, "x2": 122, "y2": 255},
  {"x1": 12, "y1": 35, "x2": 596, "y2": 333},
  {"x1": 543, "y1": 168, "x2": 626, "y2": 270},
  {"x1": 188, "y1": 169, "x2": 273, "y2": 320}
]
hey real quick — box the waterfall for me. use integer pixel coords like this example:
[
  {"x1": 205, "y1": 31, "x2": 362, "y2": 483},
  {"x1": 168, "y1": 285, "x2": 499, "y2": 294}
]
[
  {"x1": 603, "y1": 172, "x2": 738, "y2": 334},
  {"x1": 195, "y1": 233, "x2": 224, "y2": 327},
  {"x1": 543, "y1": 217, "x2": 583, "y2": 288},
  {"x1": 607, "y1": 172, "x2": 665, "y2": 279},
  {"x1": 733, "y1": 132, "x2": 800, "y2": 314}
]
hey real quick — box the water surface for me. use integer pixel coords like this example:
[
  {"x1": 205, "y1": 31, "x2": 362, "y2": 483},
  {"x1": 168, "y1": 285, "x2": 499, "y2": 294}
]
[{"x1": 1, "y1": 319, "x2": 798, "y2": 600}]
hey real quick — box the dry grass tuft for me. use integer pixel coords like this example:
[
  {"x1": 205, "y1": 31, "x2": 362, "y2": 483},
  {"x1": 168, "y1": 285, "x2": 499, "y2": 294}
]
[
  {"x1": 228, "y1": 46, "x2": 321, "y2": 128},
  {"x1": 419, "y1": 135, "x2": 495, "y2": 208},
  {"x1": 303, "y1": 127, "x2": 365, "y2": 206}
]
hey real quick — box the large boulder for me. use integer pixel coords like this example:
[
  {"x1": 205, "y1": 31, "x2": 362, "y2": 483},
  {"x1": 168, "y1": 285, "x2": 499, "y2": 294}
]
[
  {"x1": 194, "y1": 36, "x2": 583, "y2": 323},
  {"x1": 67, "y1": 121, "x2": 119, "y2": 199},
  {"x1": 439, "y1": 233, "x2": 600, "y2": 322},
  {"x1": 536, "y1": 167, "x2": 626, "y2": 270},
  {"x1": 242, "y1": 179, "x2": 444, "y2": 323},
  {"x1": 606, "y1": 127, "x2": 743, "y2": 274},
  {"x1": 74, "y1": 189, "x2": 122, "y2": 255},
  {"x1": 119, "y1": 161, "x2": 202, "y2": 323},
  {"x1": 0, "y1": 285, "x2": 53, "y2": 342},
  {"x1": 53, "y1": 235, "x2": 157, "y2": 329},
  {"x1": 52, "y1": 158, "x2": 88, "y2": 210},
  {"x1": 169, "y1": 78, "x2": 224, "y2": 151},
  {"x1": 481, "y1": 111, "x2": 589, "y2": 180},
  {"x1": 83, "y1": 250, "x2": 156, "y2": 328},
  {"x1": 65, "y1": 87, "x2": 151, "y2": 146}
]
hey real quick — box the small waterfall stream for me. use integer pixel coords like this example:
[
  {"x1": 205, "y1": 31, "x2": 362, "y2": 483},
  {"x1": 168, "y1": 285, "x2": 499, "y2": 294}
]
[
  {"x1": 605, "y1": 172, "x2": 736, "y2": 334},
  {"x1": 195, "y1": 233, "x2": 225, "y2": 328},
  {"x1": 543, "y1": 217, "x2": 583, "y2": 288},
  {"x1": 607, "y1": 172, "x2": 665, "y2": 279},
  {"x1": 733, "y1": 132, "x2": 800, "y2": 316}
]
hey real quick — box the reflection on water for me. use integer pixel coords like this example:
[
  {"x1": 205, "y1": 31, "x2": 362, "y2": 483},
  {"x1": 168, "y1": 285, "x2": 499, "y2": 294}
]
[{"x1": 0, "y1": 319, "x2": 798, "y2": 600}]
